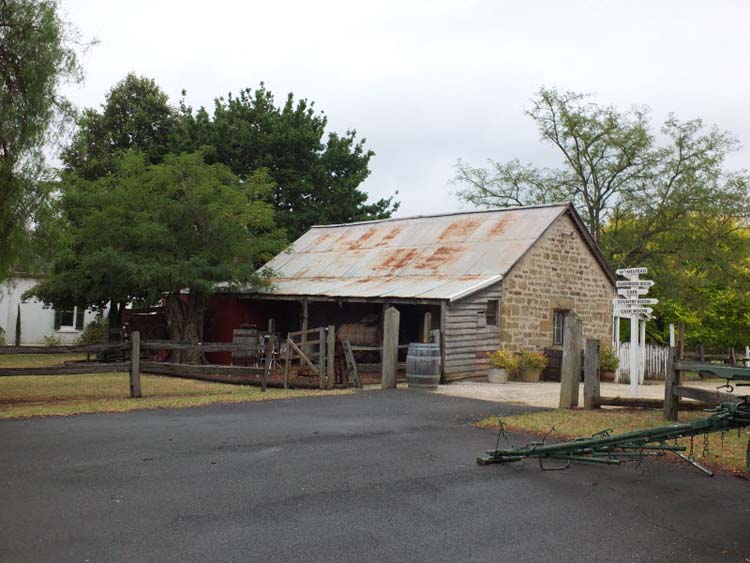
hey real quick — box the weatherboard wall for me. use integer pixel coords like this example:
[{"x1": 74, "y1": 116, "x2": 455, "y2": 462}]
[{"x1": 443, "y1": 281, "x2": 502, "y2": 381}]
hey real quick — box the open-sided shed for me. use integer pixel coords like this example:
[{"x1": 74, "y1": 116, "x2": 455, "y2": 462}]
[{"x1": 208, "y1": 203, "x2": 615, "y2": 381}]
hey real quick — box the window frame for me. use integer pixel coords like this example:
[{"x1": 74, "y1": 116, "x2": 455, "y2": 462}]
[
  {"x1": 54, "y1": 306, "x2": 85, "y2": 331},
  {"x1": 553, "y1": 309, "x2": 568, "y2": 346},
  {"x1": 485, "y1": 299, "x2": 499, "y2": 327}
]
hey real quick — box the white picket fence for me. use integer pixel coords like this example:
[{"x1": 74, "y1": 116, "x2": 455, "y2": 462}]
[{"x1": 616, "y1": 342, "x2": 670, "y2": 383}]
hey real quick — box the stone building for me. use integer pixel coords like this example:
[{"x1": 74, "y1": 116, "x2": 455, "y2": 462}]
[{"x1": 209, "y1": 203, "x2": 615, "y2": 381}]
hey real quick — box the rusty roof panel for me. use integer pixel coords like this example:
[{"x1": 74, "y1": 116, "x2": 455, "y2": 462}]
[{"x1": 251, "y1": 204, "x2": 572, "y2": 300}]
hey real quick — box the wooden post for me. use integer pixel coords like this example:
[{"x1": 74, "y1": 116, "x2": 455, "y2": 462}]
[
  {"x1": 318, "y1": 326, "x2": 326, "y2": 390},
  {"x1": 664, "y1": 346, "x2": 679, "y2": 421},
  {"x1": 422, "y1": 312, "x2": 432, "y2": 343},
  {"x1": 283, "y1": 339, "x2": 290, "y2": 389},
  {"x1": 262, "y1": 336, "x2": 272, "y2": 393},
  {"x1": 326, "y1": 325, "x2": 335, "y2": 389},
  {"x1": 439, "y1": 301, "x2": 447, "y2": 384},
  {"x1": 677, "y1": 321, "x2": 685, "y2": 371},
  {"x1": 129, "y1": 331, "x2": 142, "y2": 398},
  {"x1": 301, "y1": 298, "x2": 309, "y2": 354},
  {"x1": 381, "y1": 306, "x2": 400, "y2": 389},
  {"x1": 583, "y1": 338, "x2": 600, "y2": 410},
  {"x1": 559, "y1": 312, "x2": 582, "y2": 409},
  {"x1": 430, "y1": 329, "x2": 440, "y2": 344}
]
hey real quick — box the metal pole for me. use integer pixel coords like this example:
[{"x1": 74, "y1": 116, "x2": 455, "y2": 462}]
[{"x1": 669, "y1": 323, "x2": 675, "y2": 347}]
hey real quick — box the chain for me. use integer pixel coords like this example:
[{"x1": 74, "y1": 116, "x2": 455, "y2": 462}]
[
  {"x1": 689, "y1": 435, "x2": 695, "y2": 459},
  {"x1": 702, "y1": 433, "x2": 710, "y2": 460},
  {"x1": 721, "y1": 429, "x2": 726, "y2": 450}
]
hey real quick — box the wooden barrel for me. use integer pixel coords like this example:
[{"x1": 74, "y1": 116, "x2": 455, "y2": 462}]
[
  {"x1": 232, "y1": 328, "x2": 259, "y2": 361},
  {"x1": 406, "y1": 342, "x2": 441, "y2": 389}
]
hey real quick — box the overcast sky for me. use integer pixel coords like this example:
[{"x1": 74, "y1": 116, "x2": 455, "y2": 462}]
[{"x1": 59, "y1": 0, "x2": 750, "y2": 217}]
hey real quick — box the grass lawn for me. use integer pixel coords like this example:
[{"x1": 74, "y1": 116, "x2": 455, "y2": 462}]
[
  {"x1": 0, "y1": 354, "x2": 350, "y2": 419},
  {"x1": 0, "y1": 354, "x2": 87, "y2": 368},
  {"x1": 476, "y1": 409, "x2": 750, "y2": 478}
]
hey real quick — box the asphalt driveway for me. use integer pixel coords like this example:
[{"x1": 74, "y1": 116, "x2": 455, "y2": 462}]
[{"x1": 1, "y1": 390, "x2": 749, "y2": 562}]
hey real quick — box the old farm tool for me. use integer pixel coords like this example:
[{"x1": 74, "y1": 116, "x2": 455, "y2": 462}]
[
  {"x1": 478, "y1": 360, "x2": 750, "y2": 475},
  {"x1": 477, "y1": 399, "x2": 750, "y2": 476}
]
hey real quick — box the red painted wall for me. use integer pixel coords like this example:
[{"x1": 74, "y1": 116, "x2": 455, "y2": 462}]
[{"x1": 204, "y1": 296, "x2": 265, "y2": 364}]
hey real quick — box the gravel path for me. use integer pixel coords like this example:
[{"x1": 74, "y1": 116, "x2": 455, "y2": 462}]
[{"x1": 431, "y1": 379, "x2": 743, "y2": 408}]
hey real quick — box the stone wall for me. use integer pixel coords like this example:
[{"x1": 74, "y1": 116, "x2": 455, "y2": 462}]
[{"x1": 499, "y1": 212, "x2": 613, "y2": 352}]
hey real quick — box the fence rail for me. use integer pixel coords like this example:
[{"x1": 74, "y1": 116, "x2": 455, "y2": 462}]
[
  {"x1": 0, "y1": 343, "x2": 128, "y2": 355},
  {"x1": 0, "y1": 335, "x2": 271, "y2": 393}
]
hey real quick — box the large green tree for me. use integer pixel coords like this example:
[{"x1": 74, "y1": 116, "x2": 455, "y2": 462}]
[
  {"x1": 0, "y1": 0, "x2": 84, "y2": 278},
  {"x1": 454, "y1": 86, "x2": 750, "y2": 349},
  {"x1": 453, "y1": 87, "x2": 746, "y2": 247},
  {"x1": 62, "y1": 73, "x2": 175, "y2": 179},
  {"x1": 29, "y1": 150, "x2": 286, "y2": 357},
  {"x1": 171, "y1": 84, "x2": 398, "y2": 240}
]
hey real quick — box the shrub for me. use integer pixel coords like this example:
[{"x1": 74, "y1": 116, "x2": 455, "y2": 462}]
[
  {"x1": 488, "y1": 350, "x2": 519, "y2": 370},
  {"x1": 43, "y1": 335, "x2": 62, "y2": 346},
  {"x1": 76, "y1": 317, "x2": 109, "y2": 345},
  {"x1": 518, "y1": 350, "x2": 547, "y2": 369},
  {"x1": 0, "y1": 327, "x2": 5, "y2": 346},
  {"x1": 600, "y1": 347, "x2": 619, "y2": 372}
]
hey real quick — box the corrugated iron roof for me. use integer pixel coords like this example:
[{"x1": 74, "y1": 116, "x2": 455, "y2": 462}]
[{"x1": 237, "y1": 203, "x2": 604, "y2": 301}]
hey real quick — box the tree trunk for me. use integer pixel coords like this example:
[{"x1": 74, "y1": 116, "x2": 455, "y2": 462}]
[{"x1": 166, "y1": 291, "x2": 206, "y2": 364}]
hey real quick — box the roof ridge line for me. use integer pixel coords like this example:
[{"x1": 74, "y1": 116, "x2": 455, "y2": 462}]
[{"x1": 310, "y1": 202, "x2": 572, "y2": 229}]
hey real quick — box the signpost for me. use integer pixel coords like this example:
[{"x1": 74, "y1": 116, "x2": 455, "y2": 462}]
[{"x1": 614, "y1": 267, "x2": 657, "y2": 398}]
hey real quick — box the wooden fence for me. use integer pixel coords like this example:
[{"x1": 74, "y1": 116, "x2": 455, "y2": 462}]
[
  {"x1": 283, "y1": 326, "x2": 335, "y2": 390},
  {"x1": 0, "y1": 332, "x2": 271, "y2": 397},
  {"x1": 616, "y1": 342, "x2": 670, "y2": 383}
]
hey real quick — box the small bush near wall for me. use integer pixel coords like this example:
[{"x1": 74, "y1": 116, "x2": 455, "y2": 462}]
[
  {"x1": 76, "y1": 317, "x2": 109, "y2": 345},
  {"x1": 0, "y1": 327, "x2": 5, "y2": 346},
  {"x1": 43, "y1": 335, "x2": 62, "y2": 346}
]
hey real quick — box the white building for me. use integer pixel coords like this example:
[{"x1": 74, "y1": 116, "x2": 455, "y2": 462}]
[{"x1": 0, "y1": 274, "x2": 99, "y2": 346}]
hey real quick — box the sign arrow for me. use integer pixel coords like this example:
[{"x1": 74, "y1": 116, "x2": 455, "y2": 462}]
[
  {"x1": 614, "y1": 298, "x2": 658, "y2": 306},
  {"x1": 616, "y1": 280, "x2": 654, "y2": 289},
  {"x1": 616, "y1": 267, "x2": 648, "y2": 276},
  {"x1": 617, "y1": 288, "x2": 649, "y2": 297},
  {"x1": 614, "y1": 307, "x2": 653, "y2": 316}
]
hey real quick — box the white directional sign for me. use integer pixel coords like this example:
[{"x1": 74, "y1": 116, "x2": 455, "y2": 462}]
[
  {"x1": 616, "y1": 280, "x2": 654, "y2": 289},
  {"x1": 616, "y1": 267, "x2": 648, "y2": 278},
  {"x1": 614, "y1": 266, "x2": 654, "y2": 399},
  {"x1": 617, "y1": 288, "x2": 650, "y2": 298},
  {"x1": 614, "y1": 298, "x2": 658, "y2": 306},
  {"x1": 614, "y1": 307, "x2": 653, "y2": 316}
]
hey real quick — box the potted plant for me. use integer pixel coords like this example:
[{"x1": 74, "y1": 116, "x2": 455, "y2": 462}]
[
  {"x1": 518, "y1": 350, "x2": 547, "y2": 383},
  {"x1": 487, "y1": 350, "x2": 518, "y2": 383},
  {"x1": 599, "y1": 347, "x2": 619, "y2": 382}
]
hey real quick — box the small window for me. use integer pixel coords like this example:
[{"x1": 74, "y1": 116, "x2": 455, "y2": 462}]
[
  {"x1": 54, "y1": 306, "x2": 84, "y2": 330},
  {"x1": 486, "y1": 299, "x2": 499, "y2": 327},
  {"x1": 553, "y1": 309, "x2": 568, "y2": 346}
]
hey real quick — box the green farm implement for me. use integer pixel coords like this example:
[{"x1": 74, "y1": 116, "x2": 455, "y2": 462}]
[{"x1": 478, "y1": 361, "x2": 750, "y2": 477}]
